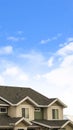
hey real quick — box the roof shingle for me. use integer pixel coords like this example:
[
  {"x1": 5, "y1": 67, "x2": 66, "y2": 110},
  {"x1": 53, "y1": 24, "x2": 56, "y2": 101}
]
[{"x1": 0, "y1": 86, "x2": 55, "y2": 105}]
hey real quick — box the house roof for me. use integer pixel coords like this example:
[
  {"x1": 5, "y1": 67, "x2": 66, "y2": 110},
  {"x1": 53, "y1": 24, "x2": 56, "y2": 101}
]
[
  {"x1": 0, "y1": 99, "x2": 9, "y2": 106},
  {"x1": 0, "y1": 115, "x2": 32, "y2": 127},
  {"x1": 32, "y1": 119, "x2": 73, "y2": 128},
  {"x1": 0, "y1": 85, "x2": 66, "y2": 107}
]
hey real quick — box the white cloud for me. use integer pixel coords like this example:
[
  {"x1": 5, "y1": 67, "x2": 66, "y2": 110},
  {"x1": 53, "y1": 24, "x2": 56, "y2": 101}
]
[
  {"x1": 37, "y1": 41, "x2": 73, "y2": 115},
  {"x1": 34, "y1": 74, "x2": 41, "y2": 80},
  {"x1": 3, "y1": 67, "x2": 19, "y2": 76},
  {"x1": 20, "y1": 50, "x2": 46, "y2": 66},
  {"x1": 7, "y1": 36, "x2": 25, "y2": 42},
  {"x1": 67, "y1": 37, "x2": 73, "y2": 42},
  {"x1": 40, "y1": 33, "x2": 62, "y2": 44},
  {"x1": 3, "y1": 66, "x2": 29, "y2": 82},
  {"x1": 48, "y1": 57, "x2": 54, "y2": 67},
  {"x1": 57, "y1": 42, "x2": 73, "y2": 56},
  {"x1": 0, "y1": 75, "x2": 5, "y2": 84},
  {"x1": 40, "y1": 38, "x2": 50, "y2": 44},
  {"x1": 0, "y1": 45, "x2": 13, "y2": 55}
]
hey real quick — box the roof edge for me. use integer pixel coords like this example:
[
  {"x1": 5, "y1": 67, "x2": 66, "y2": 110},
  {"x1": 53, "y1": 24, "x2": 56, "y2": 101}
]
[
  {"x1": 15, "y1": 117, "x2": 32, "y2": 126},
  {"x1": 32, "y1": 121, "x2": 51, "y2": 128},
  {"x1": 48, "y1": 98, "x2": 67, "y2": 108},
  {"x1": 0, "y1": 96, "x2": 13, "y2": 106}
]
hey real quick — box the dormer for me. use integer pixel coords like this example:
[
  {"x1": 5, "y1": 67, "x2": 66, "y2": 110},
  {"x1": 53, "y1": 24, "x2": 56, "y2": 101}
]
[{"x1": 47, "y1": 98, "x2": 67, "y2": 120}]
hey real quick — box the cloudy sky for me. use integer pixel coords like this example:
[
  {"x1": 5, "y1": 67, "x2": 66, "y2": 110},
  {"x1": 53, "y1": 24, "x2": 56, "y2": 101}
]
[{"x1": 0, "y1": 0, "x2": 73, "y2": 115}]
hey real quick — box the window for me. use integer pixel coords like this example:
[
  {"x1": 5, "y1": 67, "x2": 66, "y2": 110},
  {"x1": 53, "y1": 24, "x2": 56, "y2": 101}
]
[
  {"x1": 22, "y1": 108, "x2": 29, "y2": 118},
  {"x1": 52, "y1": 109, "x2": 59, "y2": 119},
  {"x1": 0, "y1": 107, "x2": 7, "y2": 113}
]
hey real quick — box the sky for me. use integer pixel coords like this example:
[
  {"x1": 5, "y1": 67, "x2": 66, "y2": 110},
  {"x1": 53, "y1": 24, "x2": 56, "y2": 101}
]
[{"x1": 0, "y1": 0, "x2": 73, "y2": 115}]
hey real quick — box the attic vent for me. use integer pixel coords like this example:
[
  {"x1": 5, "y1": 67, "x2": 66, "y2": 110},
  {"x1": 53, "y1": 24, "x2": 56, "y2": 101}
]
[{"x1": 34, "y1": 108, "x2": 41, "y2": 112}]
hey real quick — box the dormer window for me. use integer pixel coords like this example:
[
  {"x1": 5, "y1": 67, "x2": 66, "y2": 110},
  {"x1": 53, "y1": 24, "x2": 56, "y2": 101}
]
[
  {"x1": 0, "y1": 107, "x2": 7, "y2": 113},
  {"x1": 52, "y1": 109, "x2": 59, "y2": 119},
  {"x1": 22, "y1": 108, "x2": 29, "y2": 118}
]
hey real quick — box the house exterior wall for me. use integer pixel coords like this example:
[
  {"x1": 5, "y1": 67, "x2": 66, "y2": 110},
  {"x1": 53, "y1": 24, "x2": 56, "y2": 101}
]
[
  {"x1": 16, "y1": 101, "x2": 34, "y2": 121},
  {"x1": 14, "y1": 122, "x2": 28, "y2": 130},
  {"x1": 8, "y1": 101, "x2": 34, "y2": 120},
  {"x1": 65, "y1": 124, "x2": 73, "y2": 130},
  {"x1": 8, "y1": 101, "x2": 63, "y2": 121},
  {"x1": 47, "y1": 102, "x2": 63, "y2": 120},
  {"x1": 8, "y1": 106, "x2": 17, "y2": 117},
  {"x1": 43, "y1": 108, "x2": 48, "y2": 119}
]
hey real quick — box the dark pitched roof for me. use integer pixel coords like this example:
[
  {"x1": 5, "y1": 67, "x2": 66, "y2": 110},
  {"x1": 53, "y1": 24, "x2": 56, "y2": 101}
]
[
  {"x1": 0, "y1": 115, "x2": 32, "y2": 127},
  {"x1": 0, "y1": 85, "x2": 55, "y2": 105},
  {"x1": 0, "y1": 99, "x2": 9, "y2": 105},
  {"x1": 0, "y1": 115, "x2": 21, "y2": 127},
  {"x1": 32, "y1": 119, "x2": 71, "y2": 128},
  {"x1": 0, "y1": 85, "x2": 66, "y2": 107}
]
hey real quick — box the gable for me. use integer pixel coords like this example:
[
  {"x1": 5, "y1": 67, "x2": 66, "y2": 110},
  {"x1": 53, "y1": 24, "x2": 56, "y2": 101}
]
[
  {"x1": 52, "y1": 101, "x2": 64, "y2": 108},
  {"x1": 15, "y1": 121, "x2": 29, "y2": 127},
  {"x1": 65, "y1": 124, "x2": 73, "y2": 130},
  {"x1": 48, "y1": 98, "x2": 67, "y2": 108}
]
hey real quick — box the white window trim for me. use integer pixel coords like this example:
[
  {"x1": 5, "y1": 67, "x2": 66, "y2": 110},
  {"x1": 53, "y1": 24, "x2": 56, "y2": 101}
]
[{"x1": 0, "y1": 107, "x2": 7, "y2": 113}]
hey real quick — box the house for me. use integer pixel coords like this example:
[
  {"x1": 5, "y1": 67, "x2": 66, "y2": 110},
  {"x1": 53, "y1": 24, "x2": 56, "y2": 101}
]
[{"x1": 0, "y1": 85, "x2": 73, "y2": 130}]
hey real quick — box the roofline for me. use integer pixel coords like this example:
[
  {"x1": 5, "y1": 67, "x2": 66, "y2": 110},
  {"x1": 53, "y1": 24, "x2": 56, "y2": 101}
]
[
  {"x1": 32, "y1": 121, "x2": 51, "y2": 128},
  {"x1": 0, "y1": 104, "x2": 9, "y2": 106},
  {"x1": 15, "y1": 117, "x2": 32, "y2": 126},
  {"x1": 16, "y1": 96, "x2": 39, "y2": 106},
  {"x1": 61, "y1": 120, "x2": 73, "y2": 128},
  {"x1": 0, "y1": 96, "x2": 67, "y2": 108},
  {"x1": 0, "y1": 126, "x2": 13, "y2": 128},
  {"x1": 13, "y1": 96, "x2": 48, "y2": 107},
  {"x1": 48, "y1": 98, "x2": 67, "y2": 108},
  {"x1": 0, "y1": 96, "x2": 13, "y2": 105},
  {"x1": 0, "y1": 96, "x2": 48, "y2": 107}
]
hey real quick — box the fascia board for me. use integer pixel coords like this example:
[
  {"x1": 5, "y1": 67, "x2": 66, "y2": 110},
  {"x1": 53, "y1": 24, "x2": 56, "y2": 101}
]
[
  {"x1": 0, "y1": 96, "x2": 13, "y2": 106},
  {"x1": 32, "y1": 121, "x2": 51, "y2": 128},
  {"x1": 48, "y1": 98, "x2": 67, "y2": 108},
  {"x1": 0, "y1": 104, "x2": 9, "y2": 106},
  {"x1": 15, "y1": 117, "x2": 32, "y2": 126},
  {"x1": 61, "y1": 120, "x2": 70, "y2": 128},
  {"x1": 15, "y1": 96, "x2": 39, "y2": 106}
]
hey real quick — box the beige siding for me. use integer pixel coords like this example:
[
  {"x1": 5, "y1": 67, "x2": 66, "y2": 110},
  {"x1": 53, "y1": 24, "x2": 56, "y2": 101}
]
[
  {"x1": 8, "y1": 101, "x2": 34, "y2": 120},
  {"x1": 43, "y1": 108, "x2": 48, "y2": 119},
  {"x1": 16, "y1": 101, "x2": 34, "y2": 121},
  {"x1": 14, "y1": 122, "x2": 28, "y2": 130},
  {"x1": 47, "y1": 102, "x2": 63, "y2": 120},
  {"x1": 8, "y1": 106, "x2": 17, "y2": 117},
  {"x1": 65, "y1": 124, "x2": 73, "y2": 130}
]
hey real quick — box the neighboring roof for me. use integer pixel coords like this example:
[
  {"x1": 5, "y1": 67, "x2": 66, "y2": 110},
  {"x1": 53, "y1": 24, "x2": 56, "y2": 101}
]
[
  {"x1": 0, "y1": 115, "x2": 32, "y2": 127},
  {"x1": 32, "y1": 119, "x2": 73, "y2": 129},
  {"x1": 0, "y1": 85, "x2": 66, "y2": 107}
]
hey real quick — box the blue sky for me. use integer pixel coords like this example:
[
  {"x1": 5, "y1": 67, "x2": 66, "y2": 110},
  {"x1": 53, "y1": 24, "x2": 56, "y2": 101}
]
[{"x1": 0, "y1": 0, "x2": 73, "y2": 115}]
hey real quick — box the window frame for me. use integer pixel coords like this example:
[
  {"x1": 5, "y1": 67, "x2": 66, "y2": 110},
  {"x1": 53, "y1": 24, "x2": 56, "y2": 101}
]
[
  {"x1": 52, "y1": 109, "x2": 59, "y2": 119},
  {"x1": 0, "y1": 107, "x2": 7, "y2": 113},
  {"x1": 22, "y1": 108, "x2": 29, "y2": 118}
]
